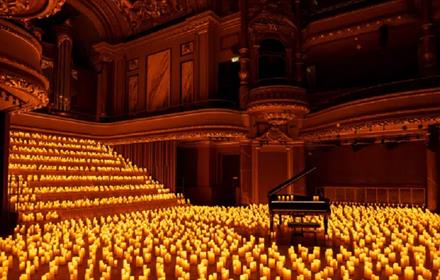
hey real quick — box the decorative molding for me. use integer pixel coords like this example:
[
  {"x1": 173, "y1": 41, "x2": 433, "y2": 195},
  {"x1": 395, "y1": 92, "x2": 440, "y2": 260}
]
[{"x1": 104, "y1": 126, "x2": 248, "y2": 145}]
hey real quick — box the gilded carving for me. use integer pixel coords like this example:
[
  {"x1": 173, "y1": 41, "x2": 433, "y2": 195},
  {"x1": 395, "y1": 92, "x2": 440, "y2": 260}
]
[{"x1": 114, "y1": 0, "x2": 208, "y2": 33}]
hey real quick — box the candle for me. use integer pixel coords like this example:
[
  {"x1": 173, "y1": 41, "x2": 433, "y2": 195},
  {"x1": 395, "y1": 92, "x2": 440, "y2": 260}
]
[
  {"x1": 190, "y1": 254, "x2": 198, "y2": 265},
  {"x1": 282, "y1": 268, "x2": 291, "y2": 280},
  {"x1": 216, "y1": 261, "x2": 223, "y2": 272},
  {"x1": 221, "y1": 268, "x2": 229, "y2": 280},
  {"x1": 268, "y1": 258, "x2": 275, "y2": 269},
  {"x1": 311, "y1": 259, "x2": 320, "y2": 272},
  {"x1": 208, "y1": 251, "x2": 215, "y2": 264},
  {"x1": 263, "y1": 267, "x2": 270, "y2": 279},
  {"x1": 233, "y1": 260, "x2": 241, "y2": 275},
  {"x1": 403, "y1": 267, "x2": 414, "y2": 280},
  {"x1": 250, "y1": 261, "x2": 257, "y2": 272}
]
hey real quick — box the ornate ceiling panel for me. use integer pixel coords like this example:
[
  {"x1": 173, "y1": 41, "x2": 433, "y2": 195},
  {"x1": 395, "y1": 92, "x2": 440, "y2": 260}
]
[{"x1": 0, "y1": 0, "x2": 66, "y2": 19}]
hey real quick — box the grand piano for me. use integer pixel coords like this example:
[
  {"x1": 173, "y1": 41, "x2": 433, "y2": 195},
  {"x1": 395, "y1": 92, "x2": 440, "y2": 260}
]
[{"x1": 268, "y1": 167, "x2": 331, "y2": 234}]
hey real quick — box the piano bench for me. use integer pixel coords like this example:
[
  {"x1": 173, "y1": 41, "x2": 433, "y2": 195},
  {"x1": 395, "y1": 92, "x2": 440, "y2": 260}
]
[
  {"x1": 288, "y1": 222, "x2": 322, "y2": 245},
  {"x1": 288, "y1": 222, "x2": 321, "y2": 229}
]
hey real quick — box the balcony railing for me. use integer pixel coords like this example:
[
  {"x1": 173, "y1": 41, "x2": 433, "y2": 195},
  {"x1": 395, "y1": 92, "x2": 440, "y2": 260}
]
[
  {"x1": 307, "y1": 0, "x2": 390, "y2": 21},
  {"x1": 310, "y1": 75, "x2": 440, "y2": 112}
]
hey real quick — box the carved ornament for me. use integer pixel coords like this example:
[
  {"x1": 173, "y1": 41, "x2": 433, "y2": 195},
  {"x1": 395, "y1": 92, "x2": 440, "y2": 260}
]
[
  {"x1": 254, "y1": 126, "x2": 294, "y2": 146},
  {"x1": 41, "y1": 58, "x2": 54, "y2": 70}
]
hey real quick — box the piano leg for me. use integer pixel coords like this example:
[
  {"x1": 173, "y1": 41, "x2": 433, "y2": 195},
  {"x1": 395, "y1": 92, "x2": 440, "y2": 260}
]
[
  {"x1": 279, "y1": 214, "x2": 282, "y2": 229},
  {"x1": 270, "y1": 212, "x2": 273, "y2": 232},
  {"x1": 324, "y1": 216, "x2": 328, "y2": 235}
]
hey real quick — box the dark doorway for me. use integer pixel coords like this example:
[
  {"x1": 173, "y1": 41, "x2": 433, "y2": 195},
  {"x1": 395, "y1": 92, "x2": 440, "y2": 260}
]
[
  {"x1": 218, "y1": 154, "x2": 240, "y2": 206},
  {"x1": 176, "y1": 147, "x2": 197, "y2": 196},
  {"x1": 218, "y1": 60, "x2": 240, "y2": 106}
]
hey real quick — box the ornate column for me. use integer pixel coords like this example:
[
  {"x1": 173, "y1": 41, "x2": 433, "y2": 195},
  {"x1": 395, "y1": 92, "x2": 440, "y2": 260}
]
[
  {"x1": 239, "y1": 0, "x2": 250, "y2": 109},
  {"x1": 93, "y1": 53, "x2": 113, "y2": 120},
  {"x1": 54, "y1": 21, "x2": 73, "y2": 111},
  {"x1": 0, "y1": 112, "x2": 10, "y2": 212},
  {"x1": 294, "y1": 0, "x2": 305, "y2": 85},
  {"x1": 419, "y1": 0, "x2": 437, "y2": 76},
  {"x1": 426, "y1": 147, "x2": 439, "y2": 211},
  {"x1": 426, "y1": 125, "x2": 439, "y2": 211}
]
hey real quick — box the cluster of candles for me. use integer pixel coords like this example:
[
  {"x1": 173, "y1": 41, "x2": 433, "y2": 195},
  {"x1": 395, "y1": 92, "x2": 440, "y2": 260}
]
[
  {"x1": 11, "y1": 145, "x2": 116, "y2": 158},
  {"x1": 10, "y1": 154, "x2": 122, "y2": 165},
  {"x1": 10, "y1": 131, "x2": 98, "y2": 145},
  {"x1": 31, "y1": 174, "x2": 149, "y2": 183},
  {"x1": 8, "y1": 131, "x2": 182, "y2": 222},
  {"x1": 34, "y1": 184, "x2": 165, "y2": 194},
  {"x1": 0, "y1": 204, "x2": 438, "y2": 280},
  {"x1": 16, "y1": 193, "x2": 181, "y2": 211},
  {"x1": 9, "y1": 164, "x2": 143, "y2": 173}
]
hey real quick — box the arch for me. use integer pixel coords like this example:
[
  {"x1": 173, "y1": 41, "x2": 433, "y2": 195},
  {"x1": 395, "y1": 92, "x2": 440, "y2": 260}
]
[{"x1": 67, "y1": 0, "x2": 130, "y2": 42}]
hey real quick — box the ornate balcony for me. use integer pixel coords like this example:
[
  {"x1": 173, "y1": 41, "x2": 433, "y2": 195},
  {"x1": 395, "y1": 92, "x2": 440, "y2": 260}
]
[
  {"x1": 0, "y1": 20, "x2": 49, "y2": 112},
  {"x1": 247, "y1": 85, "x2": 309, "y2": 126}
]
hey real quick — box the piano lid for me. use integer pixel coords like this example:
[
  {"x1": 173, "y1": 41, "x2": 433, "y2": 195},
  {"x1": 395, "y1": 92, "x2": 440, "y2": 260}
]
[{"x1": 268, "y1": 167, "x2": 317, "y2": 197}]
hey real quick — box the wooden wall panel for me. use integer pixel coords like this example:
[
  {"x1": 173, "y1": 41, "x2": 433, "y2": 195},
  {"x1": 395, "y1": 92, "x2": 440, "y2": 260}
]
[
  {"x1": 307, "y1": 142, "x2": 426, "y2": 188},
  {"x1": 181, "y1": 60, "x2": 194, "y2": 103},
  {"x1": 147, "y1": 50, "x2": 171, "y2": 111}
]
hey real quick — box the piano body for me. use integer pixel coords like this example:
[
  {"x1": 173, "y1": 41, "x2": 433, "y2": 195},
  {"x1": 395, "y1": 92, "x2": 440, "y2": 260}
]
[{"x1": 268, "y1": 167, "x2": 331, "y2": 234}]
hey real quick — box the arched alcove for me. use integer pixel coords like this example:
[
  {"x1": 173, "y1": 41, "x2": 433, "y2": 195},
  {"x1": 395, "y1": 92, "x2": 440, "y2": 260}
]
[{"x1": 258, "y1": 39, "x2": 287, "y2": 85}]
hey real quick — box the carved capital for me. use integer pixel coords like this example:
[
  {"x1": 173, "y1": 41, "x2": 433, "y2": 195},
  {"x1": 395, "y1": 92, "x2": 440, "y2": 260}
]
[{"x1": 56, "y1": 33, "x2": 72, "y2": 47}]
